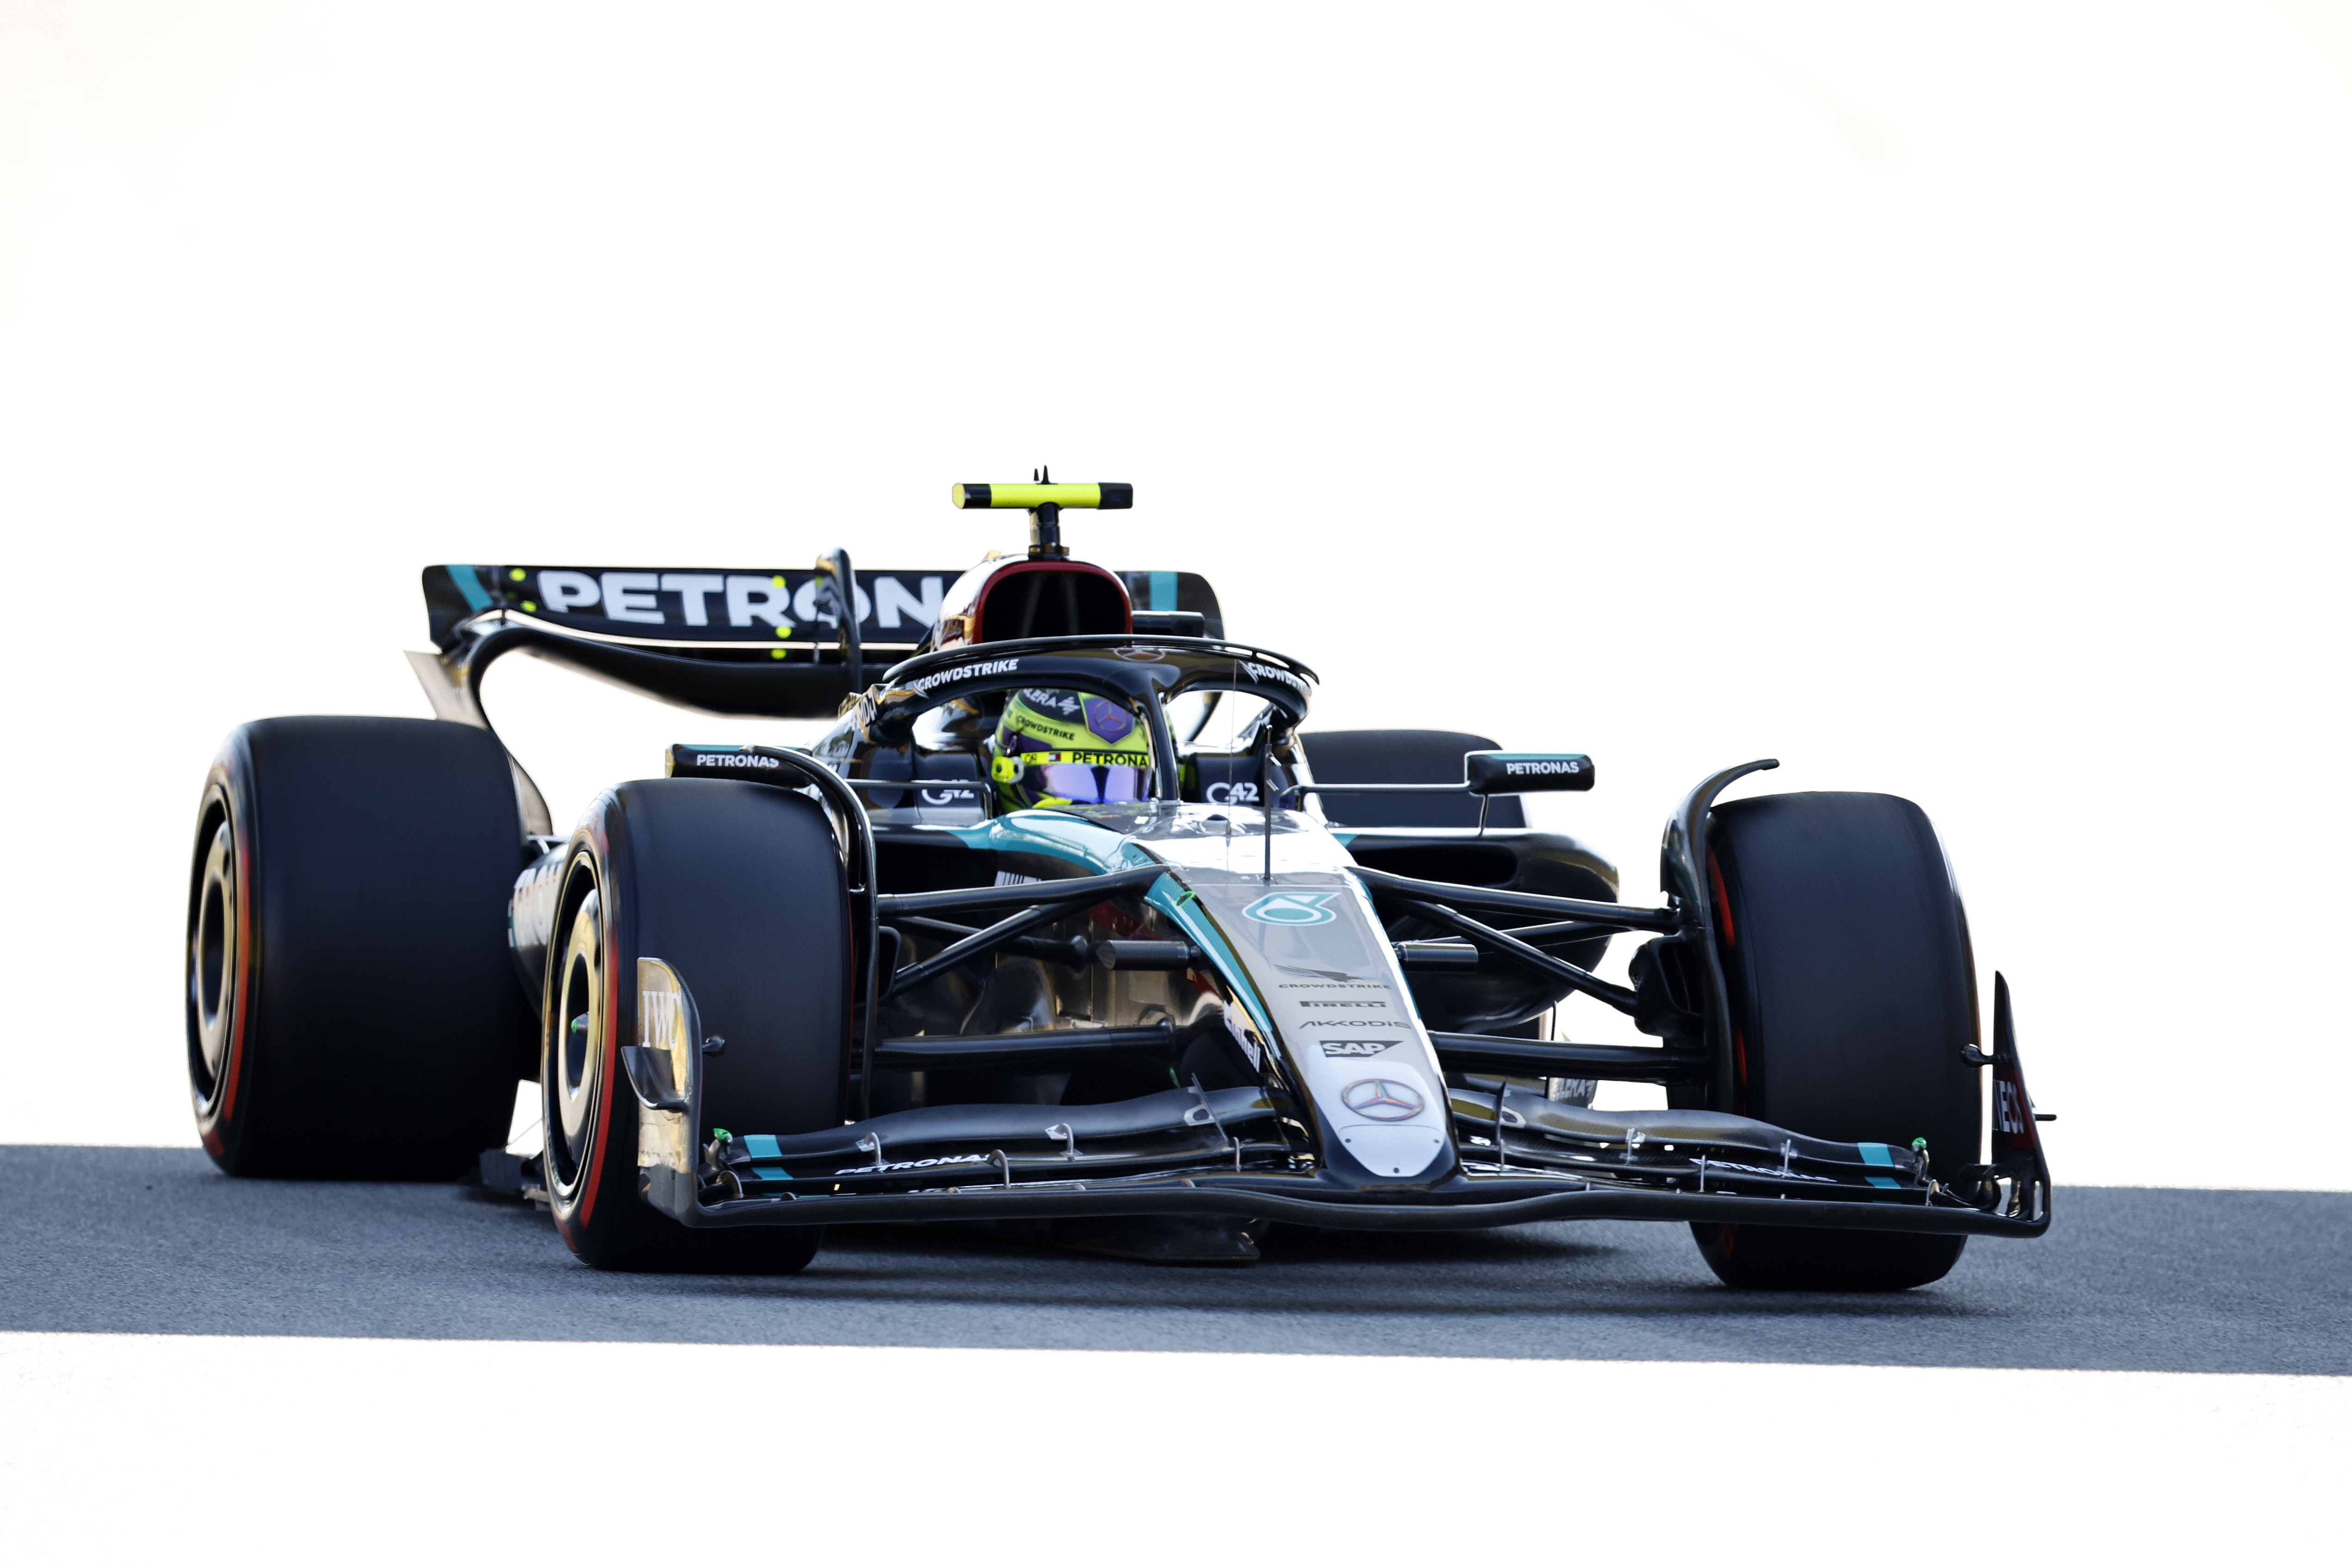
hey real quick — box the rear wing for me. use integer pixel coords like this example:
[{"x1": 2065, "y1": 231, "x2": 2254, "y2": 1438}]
[{"x1": 423, "y1": 564, "x2": 1222, "y2": 653}]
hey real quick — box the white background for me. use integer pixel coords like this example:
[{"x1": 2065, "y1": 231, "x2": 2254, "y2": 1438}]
[
  {"x1": 4, "y1": 1, "x2": 2349, "y2": 1186},
  {"x1": 0, "y1": 1334, "x2": 2340, "y2": 1563}
]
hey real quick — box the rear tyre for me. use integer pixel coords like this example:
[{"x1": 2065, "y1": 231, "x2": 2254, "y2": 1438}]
[
  {"x1": 1690, "y1": 792, "x2": 1980, "y2": 1291},
  {"x1": 543, "y1": 778, "x2": 849, "y2": 1273},
  {"x1": 187, "y1": 718, "x2": 534, "y2": 1178}
]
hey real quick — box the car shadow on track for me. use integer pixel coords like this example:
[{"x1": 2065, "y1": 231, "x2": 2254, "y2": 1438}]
[{"x1": 3, "y1": 1147, "x2": 2342, "y2": 1375}]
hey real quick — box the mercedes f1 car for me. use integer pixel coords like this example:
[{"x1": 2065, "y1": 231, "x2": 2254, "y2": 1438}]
[{"x1": 186, "y1": 480, "x2": 2051, "y2": 1288}]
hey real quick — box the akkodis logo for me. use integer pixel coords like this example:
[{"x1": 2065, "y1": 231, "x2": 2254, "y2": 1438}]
[{"x1": 1243, "y1": 891, "x2": 1337, "y2": 926}]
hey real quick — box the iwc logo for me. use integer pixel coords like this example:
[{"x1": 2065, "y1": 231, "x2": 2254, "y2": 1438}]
[{"x1": 1241, "y1": 891, "x2": 1337, "y2": 926}]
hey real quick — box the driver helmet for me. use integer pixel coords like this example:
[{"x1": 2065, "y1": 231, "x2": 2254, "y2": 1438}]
[{"x1": 988, "y1": 688, "x2": 1152, "y2": 810}]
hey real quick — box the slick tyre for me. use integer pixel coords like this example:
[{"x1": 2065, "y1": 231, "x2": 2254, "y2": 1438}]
[
  {"x1": 543, "y1": 778, "x2": 849, "y2": 1274},
  {"x1": 1690, "y1": 792, "x2": 1980, "y2": 1292},
  {"x1": 187, "y1": 718, "x2": 535, "y2": 1178}
]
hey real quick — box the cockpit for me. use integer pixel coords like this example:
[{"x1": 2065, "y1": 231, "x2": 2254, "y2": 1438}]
[{"x1": 815, "y1": 639, "x2": 1312, "y2": 828}]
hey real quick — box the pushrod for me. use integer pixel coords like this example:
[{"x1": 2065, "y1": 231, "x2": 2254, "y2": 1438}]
[
  {"x1": 1394, "y1": 897, "x2": 1641, "y2": 1015},
  {"x1": 1351, "y1": 866, "x2": 1678, "y2": 932},
  {"x1": 877, "y1": 865, "x2": 1164, "y2": 917}
]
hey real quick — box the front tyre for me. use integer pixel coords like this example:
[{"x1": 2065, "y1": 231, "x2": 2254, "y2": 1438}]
[
  {"x1": 1691, "y1": 791, "x2": 1981, "y2": 1291},
  {"x1": 543, "y1": 778, "x2": 849, "y2": 1273}
]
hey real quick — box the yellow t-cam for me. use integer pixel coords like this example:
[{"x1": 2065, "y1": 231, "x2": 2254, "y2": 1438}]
[
  {"x1": 951, "y1": 482, "x2": 1133, "y2": 511},
  {"x1": 952, "y1": 480, "x2": 1132, "y2": 557}
]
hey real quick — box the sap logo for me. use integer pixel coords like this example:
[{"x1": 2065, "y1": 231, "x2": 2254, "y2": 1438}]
[
  {"x1": 1204, "y1": 781, "x2": 1261, "y2": 805},
  {"x1": 1243, "y1": 891, "x2": 1336, "y2": 926},
  {"x1": 1320, "y1": 1040, "x2": 1396, "y2": 1058}
]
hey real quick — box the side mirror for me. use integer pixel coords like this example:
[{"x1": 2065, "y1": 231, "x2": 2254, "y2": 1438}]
[{"x1": 1464, "y1": 751, "x2": 1595, "y2": 795}]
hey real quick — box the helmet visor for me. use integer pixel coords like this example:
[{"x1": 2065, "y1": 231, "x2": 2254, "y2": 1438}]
[{"x1": 1034, "y1": 762, "x2": 1150, "y2": 805}]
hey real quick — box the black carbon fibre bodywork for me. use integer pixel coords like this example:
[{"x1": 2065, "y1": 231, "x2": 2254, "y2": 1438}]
[{"x1": 1337, "y1": 830, "x2": 1621, "y2": 1034}]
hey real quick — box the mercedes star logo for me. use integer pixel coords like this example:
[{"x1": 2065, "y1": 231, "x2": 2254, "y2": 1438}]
[{"x1": 1341, "y1": 1077, "x2": 1425, "y2": 1121}]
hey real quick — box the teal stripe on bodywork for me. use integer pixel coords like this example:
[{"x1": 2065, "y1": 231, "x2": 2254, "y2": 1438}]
[
  {"x1": 1143, "y1": 873, "x2": 1273, "y2": 1038},
  {"x1": 1148, "y1": 571, "x2": 1176, "y2": 611},
  {"x1": 1858, "y1": 1141, "x2": 1901, "y2": 1190},
  {"x1": 449, "y1": 565, "x2": 494, "y2": 612},
  {"x1": 944, "y1": 812, "x2": 1130, "y2": 872},
  {"x1": 743, "y1": 1134, "x2": 783, "y2": 1159},
  {"x1": 936, "y1": 814, "x2": 1274, "y2": 1035}
]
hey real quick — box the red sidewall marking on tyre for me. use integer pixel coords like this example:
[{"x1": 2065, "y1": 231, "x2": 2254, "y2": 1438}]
[
  {"x1": 572, "y1": 854, "x2": 623, "y2": 1232},
  {"x1": 1707, "y1": 850, "x2": 1735, "y2": 949}
]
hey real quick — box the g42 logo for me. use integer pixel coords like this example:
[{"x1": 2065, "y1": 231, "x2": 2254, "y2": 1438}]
[
  {"x1": 1243, "y1": 891, "x2": 1336, "y2": 925},
  {"x1": 1205, "y1": 781, "x2": 1260, "y2": 805}
]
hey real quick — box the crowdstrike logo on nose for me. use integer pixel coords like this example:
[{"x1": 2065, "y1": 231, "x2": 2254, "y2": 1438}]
[{"x1": 1242, "y1": 891, "x2": 1337, "y2": 926}]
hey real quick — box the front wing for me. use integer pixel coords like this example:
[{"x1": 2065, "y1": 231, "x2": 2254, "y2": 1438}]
[{"x1": 621, "y1": 979, "x2": 2052, "y2": 1242}]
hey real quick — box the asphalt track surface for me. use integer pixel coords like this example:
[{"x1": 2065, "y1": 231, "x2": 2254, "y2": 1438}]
[{"x1": 5, "y1": 1145, "x2": 2344, "y2": 1374}]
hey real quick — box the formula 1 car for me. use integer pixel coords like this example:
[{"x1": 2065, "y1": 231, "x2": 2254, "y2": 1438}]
[{"x1": 185, "y1": 480, "x2": 2052, "y2": 1289}]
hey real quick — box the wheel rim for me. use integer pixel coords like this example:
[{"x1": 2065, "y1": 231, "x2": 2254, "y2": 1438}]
[
  {"x1": 187, "y1": 810, "x2": 238, "y2": 1110},
  {"x1": 545, "y1": 883, "x2": 603, "y2": 1194}
]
